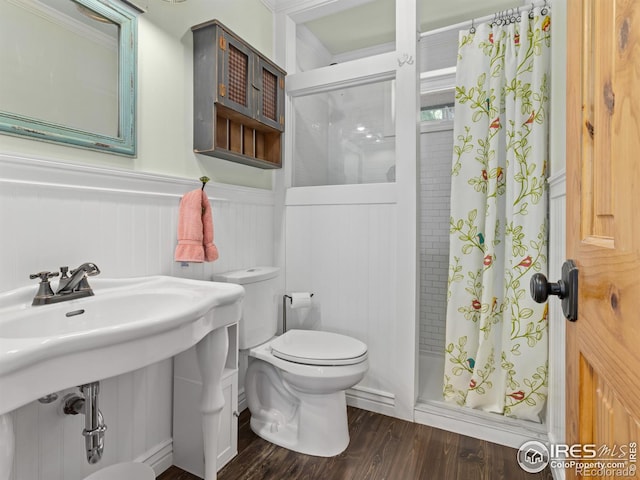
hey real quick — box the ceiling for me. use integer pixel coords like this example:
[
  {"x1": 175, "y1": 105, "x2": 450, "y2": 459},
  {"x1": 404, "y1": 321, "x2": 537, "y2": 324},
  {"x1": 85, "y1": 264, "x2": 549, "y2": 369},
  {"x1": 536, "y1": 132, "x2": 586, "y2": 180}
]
[{"x1": 302, "y1": 0, "x2": 522, "y2": 55}]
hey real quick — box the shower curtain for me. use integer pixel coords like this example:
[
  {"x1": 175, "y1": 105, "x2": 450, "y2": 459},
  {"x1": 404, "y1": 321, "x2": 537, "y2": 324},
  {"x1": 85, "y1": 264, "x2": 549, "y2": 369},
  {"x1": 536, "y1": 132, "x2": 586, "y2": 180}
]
[{"x1": 443, "y1": 8, "x2": 551, "y2": 422}]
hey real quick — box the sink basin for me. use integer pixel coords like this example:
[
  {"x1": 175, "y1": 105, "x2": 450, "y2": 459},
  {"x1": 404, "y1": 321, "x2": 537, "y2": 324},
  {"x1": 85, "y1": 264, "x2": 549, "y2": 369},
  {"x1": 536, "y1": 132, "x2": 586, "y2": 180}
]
[
  {"x1": 0, "y1": 275, "x2": 244, "y2": 416},
  {"x1": 3, "y1": 290, "x2": 200, "y2": 338}
]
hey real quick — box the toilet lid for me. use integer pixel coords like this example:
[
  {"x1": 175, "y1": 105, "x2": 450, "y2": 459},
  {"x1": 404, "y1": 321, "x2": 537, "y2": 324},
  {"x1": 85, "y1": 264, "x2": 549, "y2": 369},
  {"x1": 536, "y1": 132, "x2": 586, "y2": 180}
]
[{"x1": 270, "y1": 330, "x2": 367, "y2": 366}]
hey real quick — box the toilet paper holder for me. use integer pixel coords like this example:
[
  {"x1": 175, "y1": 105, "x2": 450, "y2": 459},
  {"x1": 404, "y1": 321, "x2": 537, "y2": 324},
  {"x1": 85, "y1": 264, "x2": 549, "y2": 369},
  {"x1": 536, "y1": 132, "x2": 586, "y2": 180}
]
[{"x1": 282, "y1": 293, "x2": 314, "y2": 334}]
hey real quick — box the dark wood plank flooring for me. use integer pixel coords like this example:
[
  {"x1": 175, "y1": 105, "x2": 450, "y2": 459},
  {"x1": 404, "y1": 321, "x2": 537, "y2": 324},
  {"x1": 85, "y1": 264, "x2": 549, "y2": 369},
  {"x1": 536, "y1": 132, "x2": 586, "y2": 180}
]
[{"x1": 158, "y1": 407, "x2": 553, "y2": 480}]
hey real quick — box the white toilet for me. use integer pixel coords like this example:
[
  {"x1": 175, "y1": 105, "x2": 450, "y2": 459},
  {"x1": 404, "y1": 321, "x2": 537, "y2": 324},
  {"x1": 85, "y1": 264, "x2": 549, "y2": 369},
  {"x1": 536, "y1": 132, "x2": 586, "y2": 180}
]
[{"x1": 213, "y1": 267, "x2": 369, "y2": 457}]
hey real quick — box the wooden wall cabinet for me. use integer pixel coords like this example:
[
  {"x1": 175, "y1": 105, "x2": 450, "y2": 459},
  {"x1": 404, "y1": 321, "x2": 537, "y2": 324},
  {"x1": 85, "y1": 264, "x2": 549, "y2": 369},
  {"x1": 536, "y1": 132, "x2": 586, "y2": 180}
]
[{"x1": 192, "y1": 20, "x2": 286, "y2": 169}]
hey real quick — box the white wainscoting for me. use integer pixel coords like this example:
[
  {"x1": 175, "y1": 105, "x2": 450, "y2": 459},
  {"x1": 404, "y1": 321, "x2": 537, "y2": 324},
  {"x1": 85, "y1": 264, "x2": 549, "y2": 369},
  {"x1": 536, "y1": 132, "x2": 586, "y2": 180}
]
[
  {"x1": 0, "y1": 153, "x2": 274, "y2": 480},
  {"x1": 548, "y1": 170, "x2": 566, "y2": 480},
  {"x1": 284, "y1": 185, "x2": 399, "y2": 416}
]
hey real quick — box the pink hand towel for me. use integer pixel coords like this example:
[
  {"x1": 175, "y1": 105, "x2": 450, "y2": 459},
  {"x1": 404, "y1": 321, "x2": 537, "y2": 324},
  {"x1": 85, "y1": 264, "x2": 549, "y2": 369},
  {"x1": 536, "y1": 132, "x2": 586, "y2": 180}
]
[
  {"x1": 201, "y1": 190, "x2": 219, "y2": 262},
  {"x1": 174, "y1": 189, "x2": 219, "y2": 263}
]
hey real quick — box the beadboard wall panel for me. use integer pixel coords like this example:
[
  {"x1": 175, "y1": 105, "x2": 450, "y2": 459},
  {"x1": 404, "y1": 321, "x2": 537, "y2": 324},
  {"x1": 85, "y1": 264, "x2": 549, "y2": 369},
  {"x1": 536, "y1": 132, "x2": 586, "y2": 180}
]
[
  {"x1": 284, "y1": 199, "x2": 398, "y2": 412},
  {"x1": 0, "y1": 153, "x2": 275, "y2": 480}
]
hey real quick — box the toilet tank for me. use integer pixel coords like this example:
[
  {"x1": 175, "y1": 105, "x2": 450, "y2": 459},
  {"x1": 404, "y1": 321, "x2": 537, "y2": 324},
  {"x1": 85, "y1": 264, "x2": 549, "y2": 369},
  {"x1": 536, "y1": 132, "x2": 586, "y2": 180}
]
[{"x1": 213, "y1": 267, "x2": 280, "y2": 349}]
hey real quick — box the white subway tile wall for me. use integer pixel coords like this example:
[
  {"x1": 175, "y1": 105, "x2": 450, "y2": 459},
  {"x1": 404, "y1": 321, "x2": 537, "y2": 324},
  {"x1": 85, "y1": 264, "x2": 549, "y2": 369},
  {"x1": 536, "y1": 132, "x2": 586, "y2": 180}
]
[{"x1": 419, "y1": 127, "x2": 453, "y2": 354}]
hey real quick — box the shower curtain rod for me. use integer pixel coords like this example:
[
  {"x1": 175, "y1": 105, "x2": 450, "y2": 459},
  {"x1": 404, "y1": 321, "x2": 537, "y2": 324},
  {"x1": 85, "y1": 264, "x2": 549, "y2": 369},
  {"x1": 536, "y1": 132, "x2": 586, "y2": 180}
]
[{"x1": 419, "y1": 0, "x2": 550, "y2": 38}]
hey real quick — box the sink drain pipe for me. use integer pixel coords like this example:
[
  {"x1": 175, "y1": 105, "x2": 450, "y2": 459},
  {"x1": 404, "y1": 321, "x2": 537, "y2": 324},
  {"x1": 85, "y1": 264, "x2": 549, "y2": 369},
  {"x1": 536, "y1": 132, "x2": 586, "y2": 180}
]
[{"x1": 63, "y1": 382, "x2": 107, "y2": 464}]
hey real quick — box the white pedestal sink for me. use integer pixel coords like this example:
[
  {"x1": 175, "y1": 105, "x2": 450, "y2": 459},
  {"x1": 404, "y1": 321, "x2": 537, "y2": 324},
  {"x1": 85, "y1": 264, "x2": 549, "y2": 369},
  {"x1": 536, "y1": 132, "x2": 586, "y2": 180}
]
[{"x1": 0, "y1": 275, "x2": 244, "y2": 480}]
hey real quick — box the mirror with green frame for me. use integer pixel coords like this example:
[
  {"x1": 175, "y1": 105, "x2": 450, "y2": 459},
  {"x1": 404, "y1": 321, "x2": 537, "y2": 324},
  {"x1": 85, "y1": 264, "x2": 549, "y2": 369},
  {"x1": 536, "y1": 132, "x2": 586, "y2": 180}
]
[{"x1": 0, "y1": 0, "x2": 137, "y2": 156}]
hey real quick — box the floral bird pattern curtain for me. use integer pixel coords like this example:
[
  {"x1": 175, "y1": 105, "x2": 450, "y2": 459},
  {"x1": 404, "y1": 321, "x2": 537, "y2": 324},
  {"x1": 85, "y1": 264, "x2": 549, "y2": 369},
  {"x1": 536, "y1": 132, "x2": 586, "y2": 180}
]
[{"x1": 443, "y1": 8, "x2": 551, "y2": 422}]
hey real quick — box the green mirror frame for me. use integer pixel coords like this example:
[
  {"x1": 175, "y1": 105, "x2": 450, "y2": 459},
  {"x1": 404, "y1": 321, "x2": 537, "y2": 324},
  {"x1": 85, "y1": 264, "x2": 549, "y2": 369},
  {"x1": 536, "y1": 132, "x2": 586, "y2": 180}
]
[{"x1": 0, "y1": 0, "x2": 138, "y2": 156}]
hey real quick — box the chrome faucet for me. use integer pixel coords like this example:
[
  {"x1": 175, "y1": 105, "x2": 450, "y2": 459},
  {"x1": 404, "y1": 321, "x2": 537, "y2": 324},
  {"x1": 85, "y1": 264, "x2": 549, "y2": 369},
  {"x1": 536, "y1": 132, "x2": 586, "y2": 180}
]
[
  {"x1": 30, "y1": 262, "x2": 100, "y2": 306},
  {"x1": 57, "y1": 263, "x2": 101, "y2": 294}
]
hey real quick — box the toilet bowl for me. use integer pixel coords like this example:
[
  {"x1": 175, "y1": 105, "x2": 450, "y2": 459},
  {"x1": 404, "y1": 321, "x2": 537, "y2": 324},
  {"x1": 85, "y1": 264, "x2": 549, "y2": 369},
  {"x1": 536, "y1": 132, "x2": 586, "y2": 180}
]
[
  {"x1": 245, "y1": 329, "x2": 368, "y2": 457},
  {"x1": 213, "y1": 267, "x2": 369, "y2": 457},
  {"x1": 83, "y1": 462, "x2": 154, "y2": 480}
]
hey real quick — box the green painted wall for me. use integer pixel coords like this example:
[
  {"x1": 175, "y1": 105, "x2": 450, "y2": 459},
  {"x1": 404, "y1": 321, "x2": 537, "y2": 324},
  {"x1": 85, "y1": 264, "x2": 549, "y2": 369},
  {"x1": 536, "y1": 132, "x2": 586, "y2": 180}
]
[{"x1": 0, "y1": 0, "x2": 275, "y2": 189}]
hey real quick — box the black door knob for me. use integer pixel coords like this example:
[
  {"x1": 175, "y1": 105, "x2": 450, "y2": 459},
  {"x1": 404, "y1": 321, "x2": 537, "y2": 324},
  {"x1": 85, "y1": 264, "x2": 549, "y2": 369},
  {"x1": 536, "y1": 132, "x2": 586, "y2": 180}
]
[
  {"x1": 530, "y1": 260, "x2": 579, "y2": 321},
  {"x1": 530, "y1": 273, "x2": 567, "y2": 303}
]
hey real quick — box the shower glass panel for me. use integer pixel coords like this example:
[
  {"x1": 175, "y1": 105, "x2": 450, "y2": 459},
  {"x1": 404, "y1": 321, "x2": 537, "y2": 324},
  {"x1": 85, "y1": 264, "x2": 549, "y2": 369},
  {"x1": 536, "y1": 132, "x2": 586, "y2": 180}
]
[{"x1": 291, "y1": 80, "x2": 396, "y2": 187}]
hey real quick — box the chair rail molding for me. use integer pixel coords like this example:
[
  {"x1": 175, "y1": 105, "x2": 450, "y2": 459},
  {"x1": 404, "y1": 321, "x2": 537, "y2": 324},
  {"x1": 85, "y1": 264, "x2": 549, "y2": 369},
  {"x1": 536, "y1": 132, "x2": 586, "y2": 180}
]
[{"x1": 0, "y1": 153, "x2": 275, "y2": 205}]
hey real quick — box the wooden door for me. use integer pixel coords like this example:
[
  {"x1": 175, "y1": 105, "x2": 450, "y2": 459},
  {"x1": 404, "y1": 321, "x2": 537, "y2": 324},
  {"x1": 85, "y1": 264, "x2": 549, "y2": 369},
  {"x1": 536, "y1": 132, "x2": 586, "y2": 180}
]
[{"x1": 566, "y1": 0, "x2": 640, "y2": 478}]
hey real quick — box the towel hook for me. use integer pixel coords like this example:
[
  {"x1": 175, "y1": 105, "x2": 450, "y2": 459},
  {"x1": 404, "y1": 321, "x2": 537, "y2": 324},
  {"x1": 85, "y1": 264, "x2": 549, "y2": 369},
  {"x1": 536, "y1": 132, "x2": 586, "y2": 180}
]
[{"x1": 199, "y1": 176, "x2": 210, "y2": 191}]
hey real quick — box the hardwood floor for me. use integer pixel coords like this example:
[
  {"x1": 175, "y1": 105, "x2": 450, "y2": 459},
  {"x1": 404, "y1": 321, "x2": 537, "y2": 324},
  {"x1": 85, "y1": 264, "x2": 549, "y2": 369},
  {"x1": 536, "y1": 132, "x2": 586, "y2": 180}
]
[{"x1": 158, "y1": 407, "x2": 553, "y2": 480}]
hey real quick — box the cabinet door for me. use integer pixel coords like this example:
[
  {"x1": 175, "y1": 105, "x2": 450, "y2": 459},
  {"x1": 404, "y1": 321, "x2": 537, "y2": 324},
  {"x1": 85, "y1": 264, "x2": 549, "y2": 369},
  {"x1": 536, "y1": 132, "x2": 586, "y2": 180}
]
[
  {"x1": 254, "y1": 57, "x2": 285, "y2": 131},
  {"x1": 217, "y1": 30, "x2": 254, "y2": 119}
]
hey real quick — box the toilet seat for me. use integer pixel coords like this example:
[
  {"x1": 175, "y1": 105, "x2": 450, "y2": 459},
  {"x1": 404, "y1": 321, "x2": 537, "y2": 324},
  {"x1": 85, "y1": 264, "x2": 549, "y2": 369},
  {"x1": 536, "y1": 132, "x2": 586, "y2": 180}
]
[{"x1": 270, "y1": 330, "x2": 367, "y2": 366}]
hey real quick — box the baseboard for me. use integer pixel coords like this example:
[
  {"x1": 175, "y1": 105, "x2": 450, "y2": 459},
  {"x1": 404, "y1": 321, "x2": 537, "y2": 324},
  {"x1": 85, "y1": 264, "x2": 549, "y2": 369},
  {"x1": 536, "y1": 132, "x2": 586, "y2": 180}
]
[
  {"x1": 346, "y1": 385, "x2": 397, "y2": 418},
  {"x1": 414, "y1": 401, "x2": 548, "y2": 449},
  {"x1": 134, "y1": 439, "x2": 173, "y2": 476}
]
